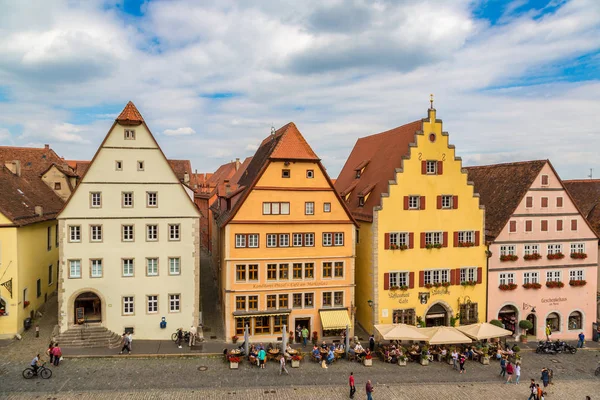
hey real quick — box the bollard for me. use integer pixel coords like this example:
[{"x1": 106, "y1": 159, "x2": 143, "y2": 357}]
[{"x1": 35, "y1": 325, "x2": 39, "y2": 338}]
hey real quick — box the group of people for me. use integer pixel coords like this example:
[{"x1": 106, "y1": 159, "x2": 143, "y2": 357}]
[
  {"x1": 499, "y1": 355, "x2": 521, "y2": 384},
  {"x1": 527, "y1": 373, "x2": 550, "y2": 400},
  {"x1": 348, "y1": 372, "x2": 374, "y2": 400},
  {"x1": 119, "y1": 332, "x2": 133, "y2": 354},
  {"x1": 45, "y1": 342, "x2": 62, "y2": 366}
]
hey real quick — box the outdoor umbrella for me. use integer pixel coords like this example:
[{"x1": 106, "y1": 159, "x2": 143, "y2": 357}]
[
  {"x1": 374, "y1": 324, "x2": 429, "y2": 341},
  {"x1": 420, "y1": 326, "x2": 473, "y2": 345},
  {"x1": 455, "y1": 322, "x2": 513, "y2": 340}
]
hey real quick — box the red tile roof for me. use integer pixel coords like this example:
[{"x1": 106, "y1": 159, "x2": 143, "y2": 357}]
[
  {"x1": 335, "y1": 120, "x2": 422, "y2": 222},
  {"x1": 563, "y1": 179, "x2": 600, "y2": 235},
  {"x1": 0, "y1": 146, "x2": 73, "y2": 179},
  {"x1": 116, "y1": 101, "x2": 144, "y2": 125},
  {"x1": 269, "y1": 123, "x2": 319, "y2": 161},
  {"x1": 168, "y1": 160, "x2": 192, "y2": 183}
]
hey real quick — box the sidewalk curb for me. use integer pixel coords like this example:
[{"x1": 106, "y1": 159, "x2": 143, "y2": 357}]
[{"x1": 64, "y1": 352, "x2": 224, "y2": 359}]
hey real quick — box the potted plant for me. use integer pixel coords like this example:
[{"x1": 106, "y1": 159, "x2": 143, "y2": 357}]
[
  {"x1": 420, "y1": 346, "x2": 430, "y2": 366},
  {"x1": 416, "y1": 316, "x2": 426, "y2": 328},
  {"x1": 23, "y1": 301, "x2": 30, "y2": 308},
  {"x1": 390, "y1": 285, "x2": 400, "y2": 291},
  {"x1": 490, "y1": 319, "x2": 503, "y2": 328},
  {"x1": 569, "y1": 279, "x2": 587, "y2": 286},
  {"x1": 398, "y1": 354, "x2": 408, "y2": 366},
  {"x1": 425, "y1": 243, "x2": 434, "y2": 249},
  {"x1": 523, "y1": 253, "x2": 542, "y2": 261},
  {"x1": 498, "y1": 283, "x2": 518, "y2": 291},
  {"x1": 291, "y1": 354, "x2": 302, "y2": 368},
  {"x1": 399, "y1": 285, "x2": 409, "y2": 291},
  {"x1": 547, "y1": 253, "x2": 565, "y2": 260},
  {"x1": 450, "y1": 314, "x2": 460, "y2": 327},
  {"x1": 546, "y1": 281, "x2": 565, "y2": 288},
  {"x1": 433, "y1": 243, "x2": 442, "y2": 249},
  {"x1": 390, "y1": 243, "x2": 399, "y2": 250},
  {"x1": 312, "y1": 331, "x2": 318, "y2": 346},
  {"x1": 522, "y1": 282, "x2": 542, "y2": 289},
  {"x1": 480, "y1": 346, "x2": 490, "y2": 365},
  {"x1": 519, "y1": 320, "x2": 533, "y2": 343},
  {"x1": 433, "y1": 282, "x2": 442, "y2": 288},
  {"x1": 231, "y1": 335, "x2": 239, "y2": 344},
  {"x1": 570, "y1": 252, "x2": 588, "y2": 259},
  {"x1": 500, "y1": 254, "x2": 518, "y2": 262},
  {"x1": 228, "y1": 355, "x2": 241, "y2": 369},
  {"x1": 399, "y1": 244, "x2": 408, "y2": 250},
  {"x1": 442, "y1": 281, "x2": 451, "y2": 288},
  {"x1": 364, "y1": 353, "x2": 373, "y2": 366},
  {"x1": 424, "y1": 283, "x2": 433, "y2": 289}
]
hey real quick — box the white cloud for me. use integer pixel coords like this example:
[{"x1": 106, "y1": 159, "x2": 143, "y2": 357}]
[{"x1": 163, "y1": 127, "x2": 196, "y2": 136}]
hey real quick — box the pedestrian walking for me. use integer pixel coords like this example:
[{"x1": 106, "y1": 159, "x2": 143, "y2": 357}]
[
  {"x1": 119, "y1": 333, "x2": 131, "y2": 354},
  {"x1": 127, "y1": 332, "x2": 133, "y2": 351},
  {"x1": 541, "y1": 367, "x2": 550, "y2": 388},
  {"x1": 176, "y1": 327, "x2": 183, "y2": 349},
  {"x1": 577, "y1": 331, "x2": 585, "y2": 348},
  {"x1": 348, "y1": 372, "x2": 356, "y2": 399},
  {"x1": 365, "y1": 379, "x2": 374, "y2": 400},
  {"x1": 369, "y1": 335, "x2": 375, "y2": 352},
  {"x1": 505, "y1": 361, "x2": 513, "y2": 383},
  {"x1": 459, "y1": 353, "x2": 466, "y2": 374},
  {"x1": 537, "y1": 384, "x2": 544, "y2": 400},
  {"x1": 279, "y1": 355, "x2": 289, "y2": 375},
  {"x1": 527, "y1": 379, "x2": 537, "y2": 400},
  {"x1": 296, "y1": 325, "x2": 302, "y2": 344},
  {"x1": 189, "y1": 325, "x2": 197, "y2": 347},
  {"x1": 46, "y1": 342, "x2": 54, "y2": 365},
  {"x1": 499, "y1": 356, "x2": 506, "y2": 377},
  {"x1": 451, "y1": 349, "x2": 458, "y2": 370},
  {"x1": 514, "y1": 363, "x2": 521, "y2": 384},
  {"x1": 301, "y1": 327, "x2": 309, "y2": 348},
  {"x1": 51, "y1": 343, "x2": 62, "y2": 366}
]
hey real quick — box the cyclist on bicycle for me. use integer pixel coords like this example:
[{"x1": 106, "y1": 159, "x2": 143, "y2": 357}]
[{"x1": 30, "y1": 354, "x2": 42, "y2": 375}]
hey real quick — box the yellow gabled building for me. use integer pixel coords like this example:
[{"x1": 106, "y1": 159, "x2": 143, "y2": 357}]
[
  {"x1": 213, "y1": 123, "x2": 357, "y2": 342},
  {"x1": 335, "y1": 106, "x2": 487, "y2": 333}
]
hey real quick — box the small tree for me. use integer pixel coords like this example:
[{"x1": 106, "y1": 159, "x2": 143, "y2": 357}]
[
  {"x1": 489, "y1": 319, "x2": 503, "y2": 328},
  {"x1": 518, "y1": 320, "x2": 533, "y2": 337}
]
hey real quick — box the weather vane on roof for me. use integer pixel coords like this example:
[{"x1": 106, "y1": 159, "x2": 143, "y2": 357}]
[
  {"x1": 271, "y1": 124, "x2": 275, "y2": 135},
  {"x1": 430, "y1": 94, "x2": 434, "y2": 109}
]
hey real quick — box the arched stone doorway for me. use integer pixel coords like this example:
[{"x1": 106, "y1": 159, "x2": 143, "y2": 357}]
[
  {"x1": 526, "y1": 313, "x2": 536, "y2": 336},
  {"x1": 498, "y1": 304, "x2": 518, "y2": 334},
  {"x1": 74, "y1": 291, "x2": 102, "y2": 324},
  {"x1": 425, "y1": 303, "x2": 449, "y2": 327}
]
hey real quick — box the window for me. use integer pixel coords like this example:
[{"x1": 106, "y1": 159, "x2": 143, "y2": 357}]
[
  {"x1": 305, "y1": 202, "x2": 314, "y2": 215},
  {"x1": 541, "y1": 220, "x2": 548, "y2": 232},
  {"x1": 267, "y1": 264, "x2": 277, "y2": 280},
  {"x1": 541, "y1": 197, "x2": 548, "y2": 208},
  {"x1": 254, "y1": 316, "x2": 270, "y2": 334},
  {"x1": 323, "y1": 233, "x2": 333, "y2": 246},
  {"x1": 282, "y1": 169, "x2": 290, "y2": 178},
  {"x1": 324, "y1": 203, "x2": 331, "y2": 213},
  {"x1": 36, "y1": 279, "x2": 41, "y2": 298},
  {"x1": 499, "y1": 273, "x2": 515, "y2": 285},
  {"x1": 323, "y1": 262, "x2": 332, "y2": 278},
  {"x1": 568, "y1": 311, "x2": 582, "y2": 330},
  {"x1": 169, "y1": 258, "x2": 180, "y2": 275},
  {"x1": 54, "y1": 182, "x2": 61, "y2": 190},
  {"x1": 236, "y1": 318, "x2": 250, "y2": 335},
  {"x1": 408, "y1": 196, "x2": 420, "y2": 209},
  {"x1": 279, "y1": 294, "x2": 288, "y2": 309},
  {"x1": 69, "y1": 226, "x2": 81, "y2": 242},
  {"x1": 426, "y1": 160, "x2": 437, "y2": 174},
  {"x1": 334, "y1": 232, "x2": 344, "y2": 246},
  {"x1": 90, "y1": 259, "x2": 103, "y2": 278},
  {"x1": 323, "y1": 292, "x2": 332, "y2": 307},
  {"x1": 293, "y1": 263, "x2": 302, "y2": 279},
  {"x1": 459, "y1": 267, "x2": 477, "y2": 283},
  {"x1": 236, "y1": 296, "x2": 246, "y2": 311},
  {"x1": 459, "y1": 303, "x2": 479, "y2": 325},
  {"x1": 137, "y1": 161, "x2": 145, "y2": 171},
  {"x1": 546, "y1": 312, "x2": 560, "y2": 332},
  {"x1": 262, "y1": 202, "x2": 290, "y2": 215},
  {"x1": 334, "y1": 262, "x2": 344, "y2": 278},
  {"x1": 147, "y1": 295, "x2": 158, "y2": 313},
  {"x1": 235, "y1": 234, "x2": 247, "y2": 248},
  {"x1": 90, "y1": 225, "x2": 102, "y2": 242},
  {"x1": 546, "y1": 270, "x2": 561, "y2": 282},
  {"x1": 267, "y1": 295, "x2": 277, "y2": 309},
  {"x1": 425, "y1": 232, "x2": 442, "y2": 245},
  {"x1": 306, "y1": 170, "x2": 314, "y2": 178},
  {"x1": 393, "y1": 308, "x2": 416, "y2": 325},
  {"x1": 541, "y1": 174, "x2": 549, "y2": 186},
  {"x1": 279, "y1": 264, "x2": 288, "y2": 280},
  {"x1": 169, "y1": 294, "x2": 180, "y2": 312},
  {"x1": 124, "y1": 129, "x2": 135, "y2": 140},
  {"x1": 248, "y1": 264, "x2": 258, "y2": 281},
  {"x1": 458, "y1": 231, "x2": 474, "y2": 244},
  {"x1": 358, "y1": 196, "x2": 365, "y2": 207},
  {"x1": 556, "y1": 197, "x2": 563, "y2": 208},
  {"x1": 169, "y1": 224, "x2": 180, "y2": 241},
  {"x1": 500, "y1": 245, "x2": 516, "y2": 256},
  {"x1": 122, "y1": 192, "x2": 133, "y2": 207},
  {"x1": 524, "y1": 244, "x2": 540, "y2": 255},
  {"x1": 523, "y1": 272, "x2": 539, "y2": 284},
  {"x1": 146, "y1": 192, "x2": 157, "y2": 207},
  {"x1": 146, "y1": 258, "x2": 158, "y2": 276},
  {"x1": 547, "y1": 244, "x2": 563, "y2": 255},
  {"x1": 123, "y1": 296, "x2": 134, "y2": 315},
  {"x1": 292, "y1": 293, "x2": 302, "y2": 308},
  {"x1": 146, "y1": 225, "x2": 158, "y2": 241},
  {"x1": 304, "y1": 233, "x2": 314, "y2": 246},
  {"x1": 304, "y1": 293, "x2": 314, "y2": 308},
  {"x1": 441, "y1": 195, "x2": 453, "y2": 209},
  {"x1": 48, "y1": 264, "x2": 53, "y2": 286},
  {"x1": 279, "y1": 234, "x2": 289, "y2": 247},
  {"x1": 248, "y1": 234, "x2": 259, "y2": 248},
  {"x1": 305, "y1": 263, "x2": 314, "y2": 279},
  {"x1": 571, "y1": 219, "x2": 578, "y2": 231},
  {"x1": 526, "y1": 196, "x2": 533, "y2": 208},
  {"x1": 122, "y1": 259, "x2": 134, "y2": 277},
  {"x1": 509, "y1": 220, "x2": 516, "y2": 232},
  {"x1": 90, "y1": 192, "x2": 101, "y2": 208},
  {"x1": 389, "y1": 272, "x2": 408, "y2": 288},
  {"x1": 267, "y1": 234, "x2": 277, "y2": 247},
  {"x1": 524, "y1": 220, "x2": 532, "y2": 232},
  {"x1": 569, "y1": 269, "x2": 584, "y2": 281},
  {"x1": 556, "y1": 219, "x2": 563, "y2": 231},
  {"x1": 236, "y1": 265, "x2": 246, "y2": 281},
  {"x1": 423, "y1": 269, "x2": 449, "y2": 285},
  {"x1": 571, "y1": 243, "x2": 585, "y2": 254},
  {"x1": 47, "y1": 226, "x2": 52, "y2": 250},
  {"x1": 293, "y1": 233, "x2": 303, "y2": 247},
  {"x1": 122, "y1": 225, "x2": 134, "y2": 241},
  {"x1": 248, "y1": 295, "x2": 258, "y2": 310},
  {"x1": 390, "y1": 232, "x2": 408, "y2": 247},
  {"x1": 115, "y1": 160, "x2": 123, "y2": 171}
]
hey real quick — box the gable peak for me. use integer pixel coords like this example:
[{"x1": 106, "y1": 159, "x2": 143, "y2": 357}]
[
  {"x1": 117, "y1": 101, "x2": 144, "y2": 126},
  {"x1": 270, "y1": 122, "x2": 319, "y2": 161}
]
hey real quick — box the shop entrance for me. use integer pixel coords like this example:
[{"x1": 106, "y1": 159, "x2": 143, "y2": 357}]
[
  {"x1": 425, "y1": 303, "x2": 448, "y2": 327},
  {"x1": 526, "y1": 313, "x2": 537, "y2": 336},
  {"x1": 74, "y1": 292, "x2": 101, "y2": 324},
  {"x1": 498, "y1": 305, "x2": 518, "y2": 334},
  {"x1": 294, "y1": 317, "x2": 311, "y2": 344}
]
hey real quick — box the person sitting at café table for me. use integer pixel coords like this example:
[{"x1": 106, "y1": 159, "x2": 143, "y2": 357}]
[
  {"x1": 249, "y1": 346, "x2": 258, "y2": 365},
  {"x1": 320, "y1": 341, "x2": 328, "y2": 350},
  {"x1": 326, "y1": 348, "x2": 335, "y2": 365},
  {"x1": 466, "y1": 347, "x2": 474, "y2": 360},
  {"x1": 286, "y1": 343, "x2": 294, "y2": 354},
  {"x1": 496, "y1": 345, "x2": 503, "y2": 360},
  {"x1": 355, "y1": 342, "x2": 364, "y2": 353},
  {"x1": 312, "y1": 345, "x2": 322, "y2": 362},
  {"x1": 390, "y1": 348, "x2": 398, "y2": 364}
]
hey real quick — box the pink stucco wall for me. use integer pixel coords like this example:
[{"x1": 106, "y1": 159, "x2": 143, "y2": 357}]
[{"x1": 487, "y1": 163, "x2": 598, "y2": 340}]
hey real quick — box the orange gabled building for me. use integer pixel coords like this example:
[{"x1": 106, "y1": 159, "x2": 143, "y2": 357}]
[{"x1": 212, "y1": 123, "x2": 357, "y2": 343}]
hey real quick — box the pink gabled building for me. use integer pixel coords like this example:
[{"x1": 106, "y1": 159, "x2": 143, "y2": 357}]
[{"x1": 467, "y1": 160, "x2": 598, "y2": 340}]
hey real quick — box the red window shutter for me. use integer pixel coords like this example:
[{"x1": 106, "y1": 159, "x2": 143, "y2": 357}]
[
  {"x1": 525, "y1": 220, "x2": 532, "y2": 232},
  {"x1": 383, "y1": 273, "x2": 390, "y2": 290},
  {"x1": 556, "y1": 197, "x2": 563, "y2": 207},
  {"x1": 420, "y1": 232, "x2": 426, "y2": 248},
  {"x1": 409, "y1": 232, "x2": 414, "y2": 249},
  {"x1": 437, "y1": 161, "x2": 443, "y2": 175},
  {"x1": 475, "y1": 231, "x2": 480, "y2": 246},
  {"x1": 456, "y1": 269, "x2": 461, "y2": 284},
  {"x1": 509, "y1": 221, "x2": 516, "y2": 232},
  {"x1": 542, "y1": 175, "x2": 549, "y2": 185},
  {"x1": 403, "y1": 196, "x2": 409, "y2": 210},
  {"x1": 556, "y1": 219, "x2": 563, "y2": 231},
  {"x1": 541, "y1": 197, "x2": 548, "y2": 208},
  {"x1": 477, "y1": 267, "x2": 483, "y2": 284},
  {"x1": 437, "y1": 196, "x2": 442, "y2": 209},
  {"x1": 541, "y1": 220, "x2": 548, "y2": 232},
  {"x1": 384, "y1": 233, "x2": 390, "y2": 250},
  {"x1": 453, "y1": 231, "x2": 459, "y2": 247},
  {"x1": 452, "y1": 195, "x2": 458, "y2": 209},
  {"x1": 409, "y1": 272, "x2": 415, "y2": 289},
  {"x1": 450, "y1": 269, "x2": 456, "y2": 285},
  {"x1": 420, "y1": 196, "x2": 426, "y2": 210},
  {"x1": 526, "y1": 196, "x2": 533, "y2": 208},
  {"x1": 571, "y1": 219, "x2": 578, "y2": 231},
  {"x1": 421, "y1": 160, "x2": 427, "y2": 174},
  {"x1": 442, "y1": 231, "x2": 448, "y2": 247},
  {"x1": 419, "y1": 270, "x2": 425, "y2": 287}
]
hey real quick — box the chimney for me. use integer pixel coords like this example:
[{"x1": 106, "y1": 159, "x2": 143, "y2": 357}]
[
  {"x1": 5, "y1": 160, "x2": 21, "y2": 177},
  {"x1": 184, "y1": 171, "x2": 190, "y2": 185},
  {"x1": 35, "y1": 206, "x2": 43, "y2": 216},
  {"x1": 235, "y1": 158, "x2": 240, "y2": 170},
  {"x1": 44, "y1": 144, "x2": 49, "y2": 150},
  {"x1": 224, "y1": 179, "x2": 231, "y2": 195}
]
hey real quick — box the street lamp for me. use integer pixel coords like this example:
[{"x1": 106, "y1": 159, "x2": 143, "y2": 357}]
[{"x1": 367, "y1": 299, "x2": 373, "y2": 308}]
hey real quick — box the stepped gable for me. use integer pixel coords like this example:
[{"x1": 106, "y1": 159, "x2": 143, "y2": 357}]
[
  {"x1": 465, "y1": 160, "x2": 547, "y2": 240},
  {"x1": 116, "y1": 101, "x2": 144, "y2": 125},
  {"x1": 335, "y1": 120, "x2": 422, "y2": 222},
  {"x1": 563, "y1": 179, "x2": 600, "y2": 235}
]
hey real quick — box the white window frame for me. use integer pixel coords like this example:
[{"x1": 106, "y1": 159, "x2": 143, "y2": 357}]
[
  {"x1": 263, "y1": 202, "x2": 290, "y2": 215},
  {"x1": 547, "y1": 244, "x2": 563, "y2": 255},
  {"x1": 169, "y1": 257, "x2": 180, "y2": 275},
  {"x1": 523, "y1": 271, "x2": 539, "y2": 284},
  {"x1": 304, "y1": 233, "x2": 315, "y2": 247},
  {"x1": 305, "y1": 202, "x2": 315, "y2": 215},
  {"x1": 458, "y1": 231, "x2": 474, "y2": 243},
  {"x1": 146, "y1": 192, "x2": 158, "y2": 207},
  {"x1": 147, "y1": 295, "x2": 158, "y2": 313},
  {"x1": 389, "y1": 232, "x2": 408, "y2": 247},
  {"x1": 570, "y1": 243, "x2": 585, "y2": 254},
  {"x1": 169, "y1": 294, "x2": 181, "y2": 312},
  {"x1": 569, "y1": 269, "x2": 584, "y2": 281},
  {"x1": 408, "y1": 195, "x2": 420, "y2": 209},
  {"x1": 323, "y1": 203, "x2": 331, "y2": 213},
  {"x1": 122, "y1": 192, "x2": 133, "y2": 207},
  {"x1": 69, "y1": 226, "x2": 81, "y2": 242},
  {"x1": 323, "y1": 233, "x2": 333, "y2": 247},
  {"x1": 389, "y1": 271, "x2": 409, "y2": 288},
  {"x1": 90, "y1": 192, "x2": 101, "y2": 208},
  {"x1": 146, "y1": 225, "x2": 158, "y2": 241},
  {"x1": 334, "y1": 232, "x2": 344, "y2": 246},
  {"x1": 425, "y1": 160, "x2": 437, "y2": 174},
  {"x1": 500, "y1": 245, "x2": 516, "y2": 256},
  {"x1": 122, "y1": 225, "x2": 134, "y2": 242},
  {"x1": 459, "y1": 267, "x2": 477, "y2": 283},
  {"x1": 146, "y1": 258, "x2": 158, "y2": 276},
  {"x1": 441, "y1": 195, "x2": 452, "y2": 209},
  {"x1": 124, "y1": 129, "x2": 135, "y2": 140},
  {"x1": 168, "y1": 224, "x2": 180, "y2": 241},
  {"x1": 423, "y1": 269, "x2": 449, "y2": 285},
  {"x1": 524, "y1": 244, "x2": 540, "y2": 255},
  {"x1": 267, "y1": 234, "x2": 277, "y2": 248},
  {"x1": 90, "y1": 225, "x2": 102, "y2": 242},
  {"x1": 235, "y1": 234, "x2": 247, "y2": 248},
  {"x1": 546, "y1": 270, "x2": 561, "y2": 282},
  {"x1": 499, "y1": 273, "x2": 515, "y2": 285},
  {"x1": 122, "y1": 259, "x2": 134, "y2": 277},
  {"x1": 425, "y1": 232, "x2": 442, "y2": 245},
  {"x1": 279, "y1": 234, "x2": 289, "y2": 247},
  {"x1": 123, "y1": 296, "x2": 134, "y2": 315},
  {"x1": 248, "y1": 234, "x2": 259, "y2": 248},
  {"x1": 90, "y1": 259, "x2": 103, "y2": 278},
  {"x1": 292, "y1": 233, "x2": 303, "y2": 247},
  {"x1": 69, "y1": 260, "x2": 81, "y2": 278}
]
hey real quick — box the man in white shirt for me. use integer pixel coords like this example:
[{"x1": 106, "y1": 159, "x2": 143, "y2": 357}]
[
  {"x1": 189, "y1": 325, "x2": 197, "y2": 347},
  {"x1": 451, "y1": 350, "x2": 459, "y2": 370}
]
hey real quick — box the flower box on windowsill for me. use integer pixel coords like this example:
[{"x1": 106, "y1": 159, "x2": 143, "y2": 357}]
[
  {"x1": 522, "y1": 282, "x2": 542, "y2": 290},
  {"x1": 547, "y1": 253, "x2": 565, "y2": 260},
  {"x1": 425, "y1": 243, "x2": 443, "y2": 250},
  {"x1": 424, "y1": 283, "x2": 433, "y2": 289},
  {"x1": 460, "y1": 280, "x2": 476, "y2": 287},
  {"x1": 523, "y1": 253, "x2": 542, "y2": 261},
  {"x1": 500, "y1": 255, "x2": 518, "y2": 262},
  {"x1": 390, "y1": 285, "x2": 409, "y2": 291},
  {"x1": 498, "y1": 283, "x2": 518, "y2": 291},
  {"x1": 545, "y1": 281, "x2": 565, "y2": 289},
  {"x1": 457, "y1": 241, "x2": 475, "y2": 248},
  {"x1": 390, "y1": 244, "x2": 408, "y2": 251},
  {"x1": 23, "y1": 301, "x2": 30, "y2": 308},
  {"x1": 569, "y1": 279, "x2": 587, "y2": 287},
  {"x1": 570, "y1": 253, "x2": 588, "y2": 259}
]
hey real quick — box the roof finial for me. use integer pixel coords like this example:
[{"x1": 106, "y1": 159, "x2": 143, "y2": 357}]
[
  {"x1": 429, "y1": 93, "x2": 434, "y2": 110},
  {"x1": 270, "y1": 125, "x2": 276, "y2": 136}
]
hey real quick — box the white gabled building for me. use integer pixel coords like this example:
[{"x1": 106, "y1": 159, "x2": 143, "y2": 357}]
[{"x1": 57, "y1": 102, "x2": 201, "y2": 339}]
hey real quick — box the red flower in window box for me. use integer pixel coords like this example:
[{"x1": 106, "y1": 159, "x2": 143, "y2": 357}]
[
  {"x1": 433, "y1": 282, "x2": 442, "y2": 288},
  {"x1": 460, "y1": 280, "x2": 476, "y2": 287},
  {"x1": 547, "y1": 253, "x2": 565, "y2": 260},
  {"x1": 523, "y1": 253, "x2": 542, "y2": 261},
  {"x1": 498, "y1": 283, "x2": 518, "y2": 291},
  {"x1": 569, "y1": 279, "x2": 587, "y2": 286},
  {"x1": 500, "y1": 255, "x2": 518, "y2": 262},
  {"x1": 228, "y1": 356, "x2": 241, "y2": 363},
  {"x1": 23, "y1": 301, "x2": 30, "y2": 308},
  {"x1": 441, "y1": 281, "x2": 451, "y2": 288},
  {"x1": 570, "y1": 253, "x2": 587, "y2": 259},
  {"x1": 458, "y1": 241, "x2": 475, "y2": 248},
  {"x1": 424, "y1": 283, "x2": 433, "y2": 289},
  {"x1": 522, "y1": 282, "x2": 542, "y2": 289},
  {"x1": 545, "y1": 281, "x2": 565, "y2": 288}
]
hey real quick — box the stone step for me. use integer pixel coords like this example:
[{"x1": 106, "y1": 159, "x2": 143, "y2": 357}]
[{"x1": 57, "y1": 326, "x2": 123, "y2": 349}]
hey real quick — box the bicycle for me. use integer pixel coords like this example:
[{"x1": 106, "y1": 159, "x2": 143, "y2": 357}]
[
  {"x1": 171, "y1": 330, "x2": 190, "y2": 343},
  {"x1": 22, "y1": 362, "x2": 52, "y2": 379}
]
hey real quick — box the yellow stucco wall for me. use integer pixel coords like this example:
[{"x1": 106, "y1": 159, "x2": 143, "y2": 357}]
[{"x1": 354, "y1": 221, "x2": 374, "y2": 332}]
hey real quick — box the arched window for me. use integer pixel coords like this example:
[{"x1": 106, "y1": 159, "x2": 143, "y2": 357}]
[
  {"x1": 0, "y1": 297, "x2": 7, "y2": 316},
  {"x1": 546, "y1": 312, "x2": 560, "y2": 332},
  {"x1": 568, "y1": 311, "x2": 582, "y2": 330}
]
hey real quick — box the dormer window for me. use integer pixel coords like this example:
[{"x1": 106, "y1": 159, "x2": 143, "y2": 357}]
[
  {"x1": 282, "y1": 169, "x2": 290, "y2": 178},
  {"x1": 125, "y1": 129, "x2": 135, "y2": 140},
  {"x1": 358, "y1": 196, "x2": 365, "y2": 207},
  {"x1": 355, "y1": 170, "x2": 361, "y2": 179},
  {"x1": 54, "y1": 182, "x2": 61, "y2": 190}
]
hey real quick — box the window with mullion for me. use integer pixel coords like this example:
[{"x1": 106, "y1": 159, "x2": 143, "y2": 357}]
[
  {"x1": 570, "y1": 243, "x2": 585, "y2": 254},
  {"x1": 279, "y1": 234, "x2": 289, "y2": 247},
  {"x1": 267, "y1": 234, "x2": 277, "y2": 247},
  {"x1": 293, "y1": 263, "x2": 302, "y2": 279},
  {"x1": 322, "y1": 292, "x2": 332, "y2": 307},
  {"x1": 333, "y1": 291, "x2": 343, "y2": 307},
  {"x1": 236, "y1": 264, "x2": 246, "y2": 281},
  {"x1": 304, "y1": 263, "x2": 314, "y2": 279},
  {"x1": 323, "y1": 262, "x2": 332, "y2": 278},
  {"x1": 546, "y1": 270, "x2": 561, "y2": 282},
  {"x1": 278, "y1": 263, "x2": 289, "y2": 280},
  {"x1": 334, "y1": 261, "x2": 344, "y2": 277},
  {"x1": 292, "y1": 233, "x2": 303, "y2": 247},
  {"x1": 267, "y1": 264, "x2": 277, "y2": 280}
]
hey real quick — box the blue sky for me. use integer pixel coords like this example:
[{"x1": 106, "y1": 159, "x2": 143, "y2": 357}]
[{"x1": 0, "y1": 0, "x2": 599, "y2": 178}]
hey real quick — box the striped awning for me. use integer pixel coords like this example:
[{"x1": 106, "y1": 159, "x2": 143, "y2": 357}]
[
  {"x1": 320, "y1": 309, "x2": 352, "y2": 330},
  {"x1": 233, "y1": 310, "x2": 291, "y2": 318}
]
